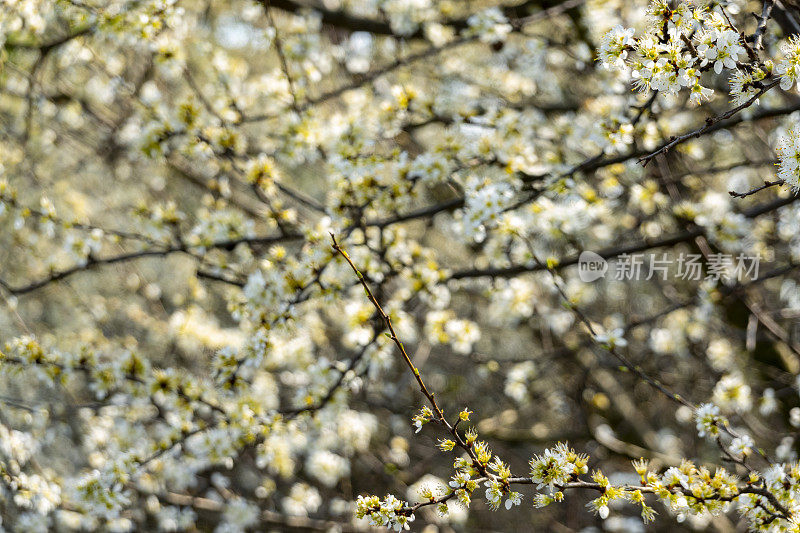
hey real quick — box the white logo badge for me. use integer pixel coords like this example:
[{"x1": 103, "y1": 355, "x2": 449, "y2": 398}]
[{"x1": 578, "y1": 251, "x2": 607, "y2": 282}]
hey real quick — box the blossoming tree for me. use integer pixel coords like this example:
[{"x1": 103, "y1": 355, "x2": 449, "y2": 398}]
[{"x1": 4, "y1": 0, "x2": 800, "y2": 531}]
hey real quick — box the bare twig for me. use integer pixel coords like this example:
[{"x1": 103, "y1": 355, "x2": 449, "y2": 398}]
[
  {"x1": 261, "y1": 0, "x2": 302, "y2": 114},
  {"x1": 639, "y1": 79, "x2": 780, "y2": 166},
  {"x1": 330, "y1": 233, "x2": 444, "y2": 421},
  {"x1": 515, "y1": 234, "x2": 696, "y2": 410},
  {"x1": 450, "y1": 191, "x2": 800, "y2": 280},
  {"x1": 754, "y1": 0, "x2": 776, "y2": 51},
  {"x1": 0, "y1": 233, "x2": 303, "y2": 295},
  {"x1": 729, "y1": 179, "x2": 784, "y2": 198}
]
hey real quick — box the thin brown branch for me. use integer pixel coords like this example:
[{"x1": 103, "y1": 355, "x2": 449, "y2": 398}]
[
  {"x1": 729, "y1": 179, "x2": 785, "y2": 198},
  {"x1": 639, "y1": 79, "x2": 781, "y2": 166},
  {"x1": 754, "y1": 0, "x2": 776, "y2": 51},
  {"x1": 0, "y1": 233, "x2": 303, "y2": 295},
  {"x1": 450, "y1": 192, "x2": 800, "y2": 280},
  {"x1": 330, "y1": 233, "x2": 445, "y2": 422}
]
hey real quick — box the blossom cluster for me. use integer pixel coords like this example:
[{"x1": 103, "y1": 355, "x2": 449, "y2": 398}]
[
  {"x1": 4, "y1": 0, "x2": 800, "y2": 531},
  {"x1": 600, "y1": 2, "x2": 764, "y2": 105}
]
